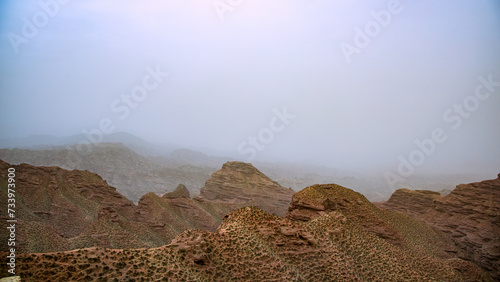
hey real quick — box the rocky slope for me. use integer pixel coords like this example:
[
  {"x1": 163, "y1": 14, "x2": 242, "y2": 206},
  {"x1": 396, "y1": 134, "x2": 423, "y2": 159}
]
[
  {"x1": 197, "y1": 161, "x2": 295, "y2": 216},
  {"x1": 161, "y1": 183, "x2": 190, "y2": 199},
  {"x1": 380, "y1": 174, "x2": 500, "y2": 279},
  {"x1": 0, "y1": 144, "x2": 214, "y2": 202},
  {"x1": 0, "y1": 159, "x2": 233, "y2": 253},
  {"x1": 287, "y1": 184, "x2": 404, "y2": 245},
  {"x1": 0, "y1": 160, "x2": 296, "y2": 254},
  {"x1": 377, "y1": 189, "x2": 441, "y2": 218},
  {"x1": 2, "y1": 141, "x2": 483, "y2": 203},
  {"x1": 1, "y1": 184, "x2": 490, "y2": 281}
]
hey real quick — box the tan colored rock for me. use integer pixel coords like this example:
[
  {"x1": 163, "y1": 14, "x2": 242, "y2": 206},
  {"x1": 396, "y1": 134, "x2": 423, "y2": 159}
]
[
  {"x1": 162, "y1": 184, "x2": 190, "y2": 199},
  {"x1": 0, "y1": 159, "x2": 228, "y2": 252},
  {"x1": 7, "y1": 202, "x2": 489, "y2": 281},
  {"x1": 379, "y1": 189, "x2": 440, "y2": 217},
  {"x1": 381, "y1": 174, "x2": 500, "y2": 280},
  {"x1": 286, "y1": 184, "x2": 403, "y2": 246},
  {"x1": 0, "y1": 144, "x2": 214, "y2": 203},
  {"x1": 0, "y1": 276, "x2": 21, "y2": 282},
  {"x1": 197, "y1": 161, "x2": 294, "y2": 216}
]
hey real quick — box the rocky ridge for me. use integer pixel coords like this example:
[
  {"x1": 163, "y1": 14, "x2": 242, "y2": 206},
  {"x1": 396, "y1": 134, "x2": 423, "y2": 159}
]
[
  {"x1": 380, "y1": 174, "x2": 500, "y2": 279},
  {"x1": 379, "y1": 189, "x2": 441, "y2": 218},
  {"x1": 2, "y1": 184, "x2": 490, "y2": 281},
  {"x1": 197, "y1": 161, "x2": 294, "y2": 216},
  {"x1": 162, "y1": 184, "x2": 190, "y2": 199},
  {"x1": 0, "y1": 159, "x2": 234, "y2": 253},
  {"x1": 0, "y1": 159, "x2": 291, "y2": 253},
  {"x1": 0, "y1": 144, "x2": 214, "y2": 202}
]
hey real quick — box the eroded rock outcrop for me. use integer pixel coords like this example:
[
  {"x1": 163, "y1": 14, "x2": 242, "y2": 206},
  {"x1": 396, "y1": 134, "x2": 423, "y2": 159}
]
[
  {"x1": 137, "y1": 191, "x2": 233, "y2": 234},
  {"x1": 0, "y1": 159, "x2": 145, "y2": 252},
  {"x1": 6, "y1": 193, "x2": 489, "y2": 281},
  {"x1": 286, "y1": 184, "x2": 404, "y2": 245},
  {"x1": 162, "y1": 183, "x2": 190, "y2": 199},
  {"x1": 197, "y1": 161, "x2": 294, "y2": 216},
  {"x1": 381, "y1": 174, "x2": 500, "y2": 279},
  {"x1": 3, "y1": 157, "x2": 492, "y2": 281},
  {"x1": 0, "y1": 159, "x2": 230, "y2": 252},
  {"x1": 0, "y1": 144, "x2": 214, "y2": 203},
  {"x1": 379, "y1": 189, "x2": 441, "y2": 218}
]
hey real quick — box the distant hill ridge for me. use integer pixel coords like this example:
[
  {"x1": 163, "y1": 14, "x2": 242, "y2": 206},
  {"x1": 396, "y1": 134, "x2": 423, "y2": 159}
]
[
  {"x1": 0, "y1": 143, "x2": 214, "y2": 202},
  {"x1": 1, "y1": 136, "x2": 487, "y2": 203},
  {"x1": 0, "y1": 132, "x2": 178, "y2": 155}
]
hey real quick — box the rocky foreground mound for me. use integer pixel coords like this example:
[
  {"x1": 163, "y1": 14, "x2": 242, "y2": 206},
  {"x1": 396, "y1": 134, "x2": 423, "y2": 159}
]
[
  {"x1": 197, "y1": 161, "x2": 294, "y2": 216},
  {"x1": 1, "y1": 184, "x2": 490, "y2": 281},
  {"x1": 380, "y1": 174, "x2": 500, "y2": 280}
]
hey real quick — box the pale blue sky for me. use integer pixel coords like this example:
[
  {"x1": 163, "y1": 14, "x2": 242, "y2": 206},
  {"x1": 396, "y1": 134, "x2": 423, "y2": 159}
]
[{"x1": 1, "y1": 0, "x2": 499, "y2": 174}]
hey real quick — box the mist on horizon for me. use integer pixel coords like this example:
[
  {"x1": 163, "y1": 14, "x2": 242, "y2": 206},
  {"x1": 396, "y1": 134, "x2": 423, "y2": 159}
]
[{"x1": 1, "y1": 0, "x2": 499, "y2": 178}]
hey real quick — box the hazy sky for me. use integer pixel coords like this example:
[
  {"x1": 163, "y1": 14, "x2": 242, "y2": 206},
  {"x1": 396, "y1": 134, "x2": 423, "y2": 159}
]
[{"x1": 1, "y1": 0, "x2": 499, "y2": 175}]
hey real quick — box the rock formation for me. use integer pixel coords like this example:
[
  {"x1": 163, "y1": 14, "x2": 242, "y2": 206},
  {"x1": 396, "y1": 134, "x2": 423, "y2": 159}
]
[
  {"x1": 162, "y1": 184, "x2": 190, "y2": 199},
  {"x1": 197, "y1": 161, "x2": 295, "y2": 216},
  {"x1": 287, "y1": 184, "x2": 404, "y2": 245},
  {"x1": 1, "y1": 156, "x2": 493, "y2": 280},
  {"x1": 0, "y1": 159, "x2": 230, "y2": 252},
  {"x1": 378, "y1": 189, "x2": 441, "y2": 218},
  {"x1": 380, "y1": 174, "x2": 500, "y2": 279},
  {"x1": 0, "y1": 159, "x2": 292, "y2": 253},
  {"x1": 0, "y1": 144, "x2": 214, "y2": 202},
  {"x1": 136, "y1": 192, "x2": 233, "y2": 236},
  {"x1": 2, "y1": 184, "x2": 490, "y2": 281}
]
